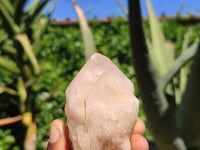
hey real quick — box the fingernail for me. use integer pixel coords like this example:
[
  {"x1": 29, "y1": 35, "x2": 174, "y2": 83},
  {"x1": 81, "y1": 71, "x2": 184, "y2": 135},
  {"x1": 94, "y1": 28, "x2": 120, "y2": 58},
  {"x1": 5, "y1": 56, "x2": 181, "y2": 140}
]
[{"x1": 49, "y1": 125, "x2": 59, "y2": 143}]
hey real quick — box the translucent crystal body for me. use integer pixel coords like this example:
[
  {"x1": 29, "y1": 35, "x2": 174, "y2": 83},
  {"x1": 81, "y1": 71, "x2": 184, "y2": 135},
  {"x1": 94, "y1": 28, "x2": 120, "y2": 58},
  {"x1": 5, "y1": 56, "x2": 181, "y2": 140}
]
[{"x1": 65, "y1": 53, "x2": 139, "y2": 150}]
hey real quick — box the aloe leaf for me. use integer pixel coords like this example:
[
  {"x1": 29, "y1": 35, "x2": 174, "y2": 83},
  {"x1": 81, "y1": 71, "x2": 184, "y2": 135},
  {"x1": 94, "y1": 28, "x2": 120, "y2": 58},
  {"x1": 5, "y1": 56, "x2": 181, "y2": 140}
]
[
  {"x1": 49, "y1": 0, "x2": 59, "y2": 15},
  {"x1": 160, "y1": 41, "x2": 199, "y2": 91},
  {"x1": 178, "y1": 41, "x2": 200, "y2": 148},
  {"x1": 26, "y1": 0, "x2": 41, "y2": 16},
  {"x1": 129, "y1": 0, "x2": 168, "y2": 114},
  {"x1": 129, "y1": 0, "x2": 185, "y2": 149},
  {"x1": 33, "y1": 0, "x2": 50, "y2": 16},
  {"x1": 0, "y1": 86, "x2": 18, "y2": 95},
  {"x1": 182, "y1": 28, "x2": 193, "y2": 52},
  {"x1": 2, "y1": 45, "x2": 16, "y2": 54},
  {"x1": 16, "y1": 34, "x2": 40, "y2": 75},
  {"x1": 2, "y1": 40, "x2": 17, "y2": 54},
  {"x1": 174, "y1": 28, "x2": 193, "y2": 105},
  {"x1": 12, "y1": 0, "x2": 20, "y2": 9},
  {"x1": 164, "y1": 41, "x2": 175, "y2": 97},
  {"x1": 0, "y1": 3, "x2": 20, "y2": 34},
  {"x1": 0, "y1": 55, "x2": 20, "y2": 74},
  {"x1": 14, "y1": 0, "x2": 26, "y2": 23},
  {"x1": 25, "y1": 0, "x2": 50, "y2": 25},
  {"x1": 17, "y1": 76, "x2": 27, "y2": 113},
  {"x1": 114, "y1": 0, "x2": 128, "y2": 15},
  {"x1": 32, "y1": 16, "x2": 49, "y2": 54},
  {"x1": 0, "y1": 37, "x2": 16, "y2": 54},
  {"x1": 146, "y1": 37, "x2": 153, "y2": 52},
  {"x1": 32, "y1": 0, "x2": 58, "y2": 54},
  {"x1": 165, "y1": 41, "x2": 175, "y2": 64},
  {"x1": 72, "y1": 0, "x2": 97, "y2": 60},
  {"x1": 179, "y1": 28, "x2": 193, "y2": 95},
  {"x1": 0, "y1": 34, "x2": 8, "y2": 43},
  {"x1": 26, "y1": 0, "x2": 54, "y2": 18},
  {"x1": 0, "y1": 0, "x2": 14, "y2": 16},
  {"x1": 146, "y1": 0, "x2": 173, "y2": 76}
]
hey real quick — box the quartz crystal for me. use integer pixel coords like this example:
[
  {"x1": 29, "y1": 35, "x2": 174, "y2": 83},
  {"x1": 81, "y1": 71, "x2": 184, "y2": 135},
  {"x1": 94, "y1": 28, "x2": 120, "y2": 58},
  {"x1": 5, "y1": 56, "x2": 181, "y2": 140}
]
[{"x1": 65, "y1": 53, "x2": 139, "y2": 150}]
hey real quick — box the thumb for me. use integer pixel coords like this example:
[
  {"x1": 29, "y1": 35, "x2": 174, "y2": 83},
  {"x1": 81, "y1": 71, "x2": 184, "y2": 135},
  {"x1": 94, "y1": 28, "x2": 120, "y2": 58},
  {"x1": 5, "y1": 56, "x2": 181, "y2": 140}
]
[{"x1": 47, "y1": 119, "x2": 70, "y2": 150}]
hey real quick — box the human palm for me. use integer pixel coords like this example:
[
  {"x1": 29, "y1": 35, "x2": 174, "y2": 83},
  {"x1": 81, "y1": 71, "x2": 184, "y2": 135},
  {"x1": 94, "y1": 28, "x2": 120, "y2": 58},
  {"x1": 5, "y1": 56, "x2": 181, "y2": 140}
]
[{"x1": 47, "y1": 118, "x2": 149, "y2": 150}]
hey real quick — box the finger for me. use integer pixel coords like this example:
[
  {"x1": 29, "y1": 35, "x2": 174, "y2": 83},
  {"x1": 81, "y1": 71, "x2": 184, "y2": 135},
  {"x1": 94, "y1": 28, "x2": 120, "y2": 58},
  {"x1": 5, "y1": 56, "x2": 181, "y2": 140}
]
[
  {"x1": 132, "y1": 117, "x2": 145, "y2": 135},
  {"x1": 131, "y1": 134, "x2": 149, "y2": 150},
  {"x1": 47, "y1": 119, "x2": 70, "y2": 150},
  {"x1": 66, "y1": 126, "x2": 73, "y2": 150}
]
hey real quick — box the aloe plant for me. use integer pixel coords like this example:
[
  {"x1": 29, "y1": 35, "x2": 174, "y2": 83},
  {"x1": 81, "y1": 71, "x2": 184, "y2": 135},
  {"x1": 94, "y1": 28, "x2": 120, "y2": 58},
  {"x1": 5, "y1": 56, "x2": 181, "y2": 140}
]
[
  {"x1": 0, "y1": 0, "x2": 57, "y2": 149},
  {"x1": 71, "y1": 0, "x2": 97, "y2": 60},
  {"x1": 129, "y1": 0, "x2": 200, "y2": 149},
  {"x1": 114, "y1": 0, "x2": 128, "y2": 15}
]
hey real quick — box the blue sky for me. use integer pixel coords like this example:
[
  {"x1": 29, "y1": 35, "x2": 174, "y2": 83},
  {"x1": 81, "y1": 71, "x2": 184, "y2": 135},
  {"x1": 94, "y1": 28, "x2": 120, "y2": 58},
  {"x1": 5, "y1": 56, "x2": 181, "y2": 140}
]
[{"x1": 35, "y1": 0, "x2": 200, "y2": 20}]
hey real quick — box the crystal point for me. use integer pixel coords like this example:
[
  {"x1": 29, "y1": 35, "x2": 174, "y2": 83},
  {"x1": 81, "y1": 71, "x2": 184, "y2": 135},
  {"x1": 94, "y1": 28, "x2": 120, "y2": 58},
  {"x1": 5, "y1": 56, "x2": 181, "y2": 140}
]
[{"x1": 65, "y1": 53, "x2": 139, "y2": 150}]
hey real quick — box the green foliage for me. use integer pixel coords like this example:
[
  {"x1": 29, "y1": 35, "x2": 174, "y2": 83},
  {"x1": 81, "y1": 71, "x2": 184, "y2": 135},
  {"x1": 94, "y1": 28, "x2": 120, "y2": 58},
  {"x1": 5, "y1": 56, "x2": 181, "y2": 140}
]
[{"x1": 0, "y1": 129, "x2": 14, "y2": 150}]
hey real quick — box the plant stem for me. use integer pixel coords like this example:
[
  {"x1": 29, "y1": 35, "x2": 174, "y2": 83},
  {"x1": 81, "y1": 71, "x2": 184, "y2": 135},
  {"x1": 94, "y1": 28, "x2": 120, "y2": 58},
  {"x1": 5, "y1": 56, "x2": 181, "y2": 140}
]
[{"x1": 0, "y1": 115, "x2": 22, "y2": 126}]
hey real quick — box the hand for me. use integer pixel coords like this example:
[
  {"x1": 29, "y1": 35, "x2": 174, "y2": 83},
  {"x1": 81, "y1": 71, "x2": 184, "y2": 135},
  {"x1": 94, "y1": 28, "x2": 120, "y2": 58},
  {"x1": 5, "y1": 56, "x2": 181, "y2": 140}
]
[{"x1": 47, "y1": 118, "x2": 149, "y2": 150}]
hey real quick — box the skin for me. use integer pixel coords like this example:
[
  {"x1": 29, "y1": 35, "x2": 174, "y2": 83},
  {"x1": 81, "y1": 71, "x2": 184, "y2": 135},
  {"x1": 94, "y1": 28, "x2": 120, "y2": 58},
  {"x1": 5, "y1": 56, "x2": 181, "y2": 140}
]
[{"x1": 47, "y1": 118, "x2": 149, "y2": 150}]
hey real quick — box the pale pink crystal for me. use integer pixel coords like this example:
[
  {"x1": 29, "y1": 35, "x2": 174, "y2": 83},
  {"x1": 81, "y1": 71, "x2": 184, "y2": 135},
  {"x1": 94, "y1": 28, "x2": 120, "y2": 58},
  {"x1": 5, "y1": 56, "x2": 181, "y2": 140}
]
[{"x1": 65, "y1": 53, "x2": 139, "y2": 150}]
